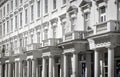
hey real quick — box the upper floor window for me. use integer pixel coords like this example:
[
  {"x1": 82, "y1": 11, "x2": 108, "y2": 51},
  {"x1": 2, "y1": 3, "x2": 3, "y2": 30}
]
[
  {"x1": 31, "y1": 5, "x2": 34, "y2": 21},
  {"x1": 11, "y1": 18, "x2": 13, "y2": 32},
  {"x1": 45, "y1": 0, "x2": 48, "y2": 13},
  {"x1": 53, "y1": 26, "x2": 57, "y2": 38},
  {"x1": 31, "y1": 35, "x2": 34, "y2": 44},
  {"x1": 15, "y1": 15, "x2": 18, "y2": 30},
  {"x1": 44, "y1": 29, "x2": 48, "y2": 40},
  {"x1": 0, "y1": 9, "x2": 2, "y2": 18},
  {"x1": 25, "y1": 9, "x2": 28, "y2": 24},
  {"x1": 25, "y1": 37, "x2": 28, "y2": 46},
  {"x1": 15, "y1": 0, "x2": 18, "y2": 7},
  {"x1": 20, "y1": 0, "x2": 23, "y2": 4},
  {"x1": 0, "y1": 25, "x2": 2, "y2": 36},
  {"x1": 11, "y1": 0, "x2": 13, "y2": 11},
  {"x1": 3, "y1": 6, "x2": 5, "y2": 16},
  {"x1": 7, "y1": 21, "x2": 9, "y2": 33},
  {"x1": 63, "y1": 0, "x2": 66, "y2": 4},
  {"x1": 7, "y1": 4, "x2": 9, "y2": 13},
  {"x1": 53, "y1": 0, "x2": 57, "y2": 9},
  {"x1": 118, "y1": 1, "x2": 120, "y2": 20},
  {"x1": 20, "y1": 12, "x2": 22, "y2": 27},
  {"x1": 37, "y1": 32, "x2": 40, "y2": 43},
  {"x1": 37, "y1": 1, "x2": 40, "y2": 17},
  {"x1": 99, "y1": 6, "x2": 106, "y2": 22},
  {"x1": 84, "y1": 13, "x2": 90, "y2": 31},
  {"x1": 3, "y1": 23, "x2": 5, "y2": 35}
]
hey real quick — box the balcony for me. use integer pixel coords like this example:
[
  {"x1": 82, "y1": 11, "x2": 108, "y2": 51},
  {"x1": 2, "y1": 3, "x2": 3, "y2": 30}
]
[
  {"x1": 14, "y1": 47, "x2": 26, "y2": 54},
  {"x1": 95, "y1": 20, "x2": 120, "y2": 34},
  {"x1": 27, "y1": 43, "x2": 42, "y2": 51},
  {"x1": 43, "y1": 38, "x2": 61, "y2": 46},
  {"x1": 5, "y1": 50, "x2": 14, "y2": 56},
  {"x1": 63, "y1": 31, "x2": 85, "y2": 42}
]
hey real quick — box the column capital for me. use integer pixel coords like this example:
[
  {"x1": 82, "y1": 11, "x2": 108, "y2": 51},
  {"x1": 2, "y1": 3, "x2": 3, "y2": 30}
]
[{"x1": 105, "y1": 45, "x2": 116, "y2": 49}]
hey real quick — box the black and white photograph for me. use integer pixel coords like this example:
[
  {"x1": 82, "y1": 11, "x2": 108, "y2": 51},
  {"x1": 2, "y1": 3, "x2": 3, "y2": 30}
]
[{"x1": 0, "y1": 0, "x2": 120, "y2": 77}]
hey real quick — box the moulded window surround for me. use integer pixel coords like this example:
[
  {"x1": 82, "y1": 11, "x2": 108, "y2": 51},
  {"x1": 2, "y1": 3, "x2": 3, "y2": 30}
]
[{"x1": 99, "y1": 6, "x2": 106, "y2": 23}]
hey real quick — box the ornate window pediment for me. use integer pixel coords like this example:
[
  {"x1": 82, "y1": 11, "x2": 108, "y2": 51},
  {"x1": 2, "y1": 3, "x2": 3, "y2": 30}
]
[
  {"x1": 79, "y1": 0, "x2": 92, "y2": 11},
  {"x1": 94, "y1": 0, "x2": 108, "y2": 5},
  {"x1": 67, "y1": 5, "x2": 78, "y2": 14}
]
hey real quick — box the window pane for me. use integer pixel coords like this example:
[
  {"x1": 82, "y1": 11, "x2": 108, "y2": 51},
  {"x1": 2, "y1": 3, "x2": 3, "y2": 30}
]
[
  {"x1": 45, "y1": 0, "x2": 48, "y2": 13},
  {"x1": 37, "y1": 1, "x2": 40, "y2": 17}
]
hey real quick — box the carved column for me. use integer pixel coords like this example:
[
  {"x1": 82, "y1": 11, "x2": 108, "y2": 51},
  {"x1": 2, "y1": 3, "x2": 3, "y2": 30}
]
[
  {"x1": 107, "y1": 46, "x2": 114, "y2": 77},
  {"x1": 27, "y1": 60, "x2": 30, "y2": 77},
  {"x1": 72, "y1": 52, "x2": 78, "y2": 77},
  {"x1": 19, "y1": 61, "x2": 22, "y2": 77},
  {"x1": 49, "y1": 55, "x2": 54, "y2": 77},
  {"x1": 42, "y1": 57, "x2": 46, "y2": 77},
  {"x1": 94, "y1": 49, "x2": 100, "y2": 77},
  {"x1": 32, "y1": 59, "x2": 36, "y2": 77},
  {"x1": 63, "y1": 53, "x2": 68, "y2": 77}
]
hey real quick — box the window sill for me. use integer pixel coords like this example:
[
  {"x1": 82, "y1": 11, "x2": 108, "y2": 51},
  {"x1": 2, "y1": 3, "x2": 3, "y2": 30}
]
[
  {"x1": 36, "y1": 17, "x2": 41, "y2": 21},
  {"x1": 51, "y1": 9, "x2": 58, "y2": 14},
  {"x1": 30, "y1": 21, "x2": 34, "y2": 24},
  {"x1": 44, "y1": 13, "x2": 49, "y2": 18},
  {"x1": 61, "y1": 4, "x2": 66, "y2": 9}
]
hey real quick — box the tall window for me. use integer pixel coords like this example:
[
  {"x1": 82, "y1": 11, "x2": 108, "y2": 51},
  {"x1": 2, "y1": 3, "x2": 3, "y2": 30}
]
[
  {"x1": 20, "y1": 12, "x2": 22, "y2": 27},
  {"x1": 0, "y1": 25, "x2": 2, "y2": 36},
  {"x1": 7, "y1": 21, "x2": 9, "y2": 33},
  {"x1": 11, "y1": 18, "x2": 13, "y2": 32},
  {"x1": 118, "y1": 2, "x2": 120, "y2": 20},
  {"x1": 11, "y1": 1, "x2": 13, "y2": 11},
  {"x1": 20, "y1": 0, "x2": 23, "y2": 4},
  {"x1": 31, "y1": 35, "x2": 33, "y2": 44},
  {"x1": 0, "y1": 9, "x2": 1, "y2": 18},
  {"x1": 15, "y1": 16, "x2": 18, "y2": 30},
  {"x1": 53, "y1": 26, "x2": 57, "y2": 38},
  {"x1": 84, "y1": 13, "x2": 90, "y2": 31},
  {"x1": 31, "y1": 5, "x2": 34, "y2": 21},
  {"x1": 37, "y1": 32, "x2": 40, "y2": 43},
  {"x1": 3, "y1": 6, "x2": 5, "y2": 16},
  {"x1": 44, "y1": 29, "x2": 48, "y2": 40},
  {"x1": 20, "y1": 39, "x2": 22, "y2": 47},
  {"x1": 7, "y1": 4, "x2": 9, "y2": 13},
  {"x1": 53, "y1": 0, "x2": 57, "y2": 9},
  {"x1": 3, "y1": 23, "x2": 5, "y2": 35},
  {"x1": 45, "y1": 0, "x2": 48, "y2": 13},
  {"x1": 25, "y1": 37, "x2": 27, "y2": 46},
  {"x1": 99, "y1": 6, "x2": 106, "y2": 22},
  {"x1": 25, "y1": 9, "x2": 28, "y2": 24},
  {"x1": 63, "y1": 0, "x2": 66, "y2": 4},
  {"x1": 37, "y1": 1, "x2": 40, "y2": 17},
  {"x1": 15, "y1": 0, "x2": 18, "y2": 7}
]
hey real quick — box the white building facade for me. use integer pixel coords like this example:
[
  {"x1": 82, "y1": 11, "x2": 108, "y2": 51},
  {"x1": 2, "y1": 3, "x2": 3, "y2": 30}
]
[{"x1": 0, "y1": 0, "x2": 120, "y2": 77}]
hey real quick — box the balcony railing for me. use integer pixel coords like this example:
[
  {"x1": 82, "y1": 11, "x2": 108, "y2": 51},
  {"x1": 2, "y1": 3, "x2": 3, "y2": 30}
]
[
  {"x1": 95, "y1": 20, "x2": 120, "y2": 34},
  {"x1": 27, "y1": 43, "x2": 42, "y2": 51},
  {"x1": 63, "y1": 31, "x2": 85, "y2": 42},
  {"x1": 43, "y1": 38, "x2": 61, "y2": 46}
]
